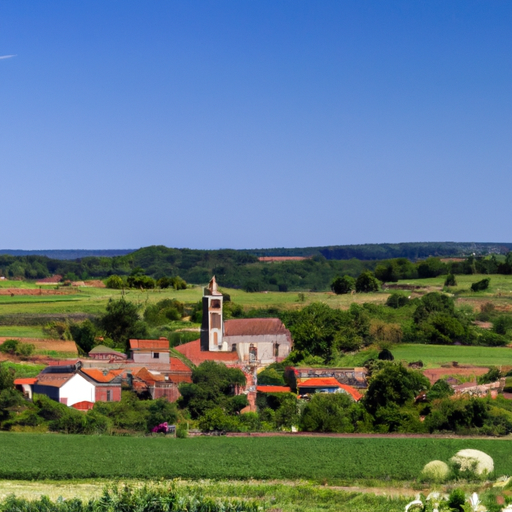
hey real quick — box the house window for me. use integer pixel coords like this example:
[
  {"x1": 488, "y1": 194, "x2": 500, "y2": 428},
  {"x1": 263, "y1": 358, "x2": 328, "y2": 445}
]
[
  {"x1": 232, "y1": 343, "x2": 237, "y2": 352},
  {"x1": 274, "y1": 343, "x2": 279, "y2": 357},
  {"x1": 153, "y1": 352, "x2": 160, "y2": 359},
  {"x1": 106, "y1": 390, "x2": 112, "y2": 402}
]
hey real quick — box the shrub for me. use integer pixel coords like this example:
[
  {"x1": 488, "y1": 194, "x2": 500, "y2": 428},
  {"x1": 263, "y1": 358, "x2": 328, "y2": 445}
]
[
  {"x1": 355, "y1": 271, "x2": 380, "y2": 293},
  {"x1": 478, "y1": 366, "x2": 501, "y2": 384},
  {"x1": 471, "y1": 278, "x2": 490, "y2": 292},
  {"x1": 448, "y1": 488, "x2": 466, "y2": 512},
  {"x1": 105, "y1": 275, "x2": 124, "y2": 289},
  {"x1": 421, "y1": 460, "x2": 450, "y2": 482},
  {"x1": 444, "y1": 273, "x2": 457, "y2": 286},
  {"x1": 450, "y1": 449, "x2": 494, "y2": 477},
  {"x1": 386, "y1": 293, "x2": 409, "y2": 308},
  {"x1": 0, "y1": 339, "x2": 19, "y2": 354},
  {"x1": 331, "y1": 275, "x2": 355, "y2": 295}
]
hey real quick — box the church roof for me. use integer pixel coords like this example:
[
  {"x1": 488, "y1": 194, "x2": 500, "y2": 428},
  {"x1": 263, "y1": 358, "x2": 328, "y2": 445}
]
[
  {"x1": 174, "y1": 339, "x2": 239, "y2": 366},
  {"x1": 224, "y1": 318, "x2": 289, "y2": 337}
]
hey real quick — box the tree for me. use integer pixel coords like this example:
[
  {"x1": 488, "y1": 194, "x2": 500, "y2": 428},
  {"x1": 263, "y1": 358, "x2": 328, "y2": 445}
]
[
  {"x1": 99, "y1": 298, "x2": 148, "y2": 351},
  {"x1": 179, "y1": 361, "x2": 246, "y2": 419},
  {"x1": 374, "y1": 263, "x2": 398, "y2": 283},
  {"x1": 426, "y1": 379, "x2": 454, "y2": 401},
  {"x1": 300, "y1": 393, "x2": 357, "y2": 433},
  {"x1": 377, "y1": 348, "x2": 394, "y2": 361},
  {"x1": 330, "y1": 275, "x2": 355, "y2": 295},
  {"x1": 363, "y1": 363, "x2": 430, "y2": 416},
  {"x1": 105, "y1": 275, "x2": 124, "y2": 289},
  {"x1": 385, "y1": 293, "x2": 409, "y2": 309},
  {"x1": 70, "y1": 320, "x2": 98, "y2": 354},
  {"x1": 355, "y1": 271, "x2": 380, "y2": 293},
  {"x1": 444, "y1": 274, "x2": 457, "y2": 286}
]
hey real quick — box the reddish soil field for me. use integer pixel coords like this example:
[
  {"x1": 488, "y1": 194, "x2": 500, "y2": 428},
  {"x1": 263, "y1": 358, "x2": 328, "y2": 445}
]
[
  {"x1": 0, "y1": 337, "x2": 78, "y2": 354},
  {"x1": 0, "y1": 289, "x2": 76, "y2": 296},
  {"x1": 423, "y1": 366, "x2": 489, "y2": 385}
]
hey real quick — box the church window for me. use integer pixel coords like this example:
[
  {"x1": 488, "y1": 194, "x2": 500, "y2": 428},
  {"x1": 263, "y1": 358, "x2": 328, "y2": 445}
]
[{"x1": 210, "y1": 313, "x2": 221, "y2": 329}]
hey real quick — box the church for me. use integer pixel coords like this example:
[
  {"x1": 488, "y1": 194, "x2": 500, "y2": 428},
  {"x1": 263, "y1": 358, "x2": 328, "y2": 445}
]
[{"x1": 175, "y1": 277, "x2": 292, "y2": 367}]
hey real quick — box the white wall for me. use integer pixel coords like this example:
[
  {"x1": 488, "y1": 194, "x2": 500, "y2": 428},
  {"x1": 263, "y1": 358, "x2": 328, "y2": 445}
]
[{"x1": 60, "y1": 374, "x2": 95, "y2": 406}]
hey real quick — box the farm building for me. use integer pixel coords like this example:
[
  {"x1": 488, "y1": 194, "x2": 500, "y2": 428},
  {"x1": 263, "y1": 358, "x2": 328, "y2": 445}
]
[
  {"x1": 297, "y1": 377, "x2": 362, "y2": 401},
  {"x1": 14, "y1": 377, "x2": 37, "y2": 399},
  {"x1": 129, "y1": 338, "x2": 170, "y2": 368},
  {"x1": 129, "y1": 367, "x2": 180, "y2": 401},
  {"x1": 89, "y1": 345, "x2": 127, "y2": 361},
  {"x1": 286, "y1": 366, "x2": 368, "y2": 390},
  {"x1": 31, "y1": 363, "x2": 122, "y2": 407},
  {"x1": 175, "y1": 276, "x2": 292, "y2": 367}
]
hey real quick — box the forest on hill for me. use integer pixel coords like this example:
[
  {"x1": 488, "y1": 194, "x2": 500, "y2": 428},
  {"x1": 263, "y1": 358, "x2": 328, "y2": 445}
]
[{"x1": 0, "y1": 244, "x2": 511, "y2": 292}]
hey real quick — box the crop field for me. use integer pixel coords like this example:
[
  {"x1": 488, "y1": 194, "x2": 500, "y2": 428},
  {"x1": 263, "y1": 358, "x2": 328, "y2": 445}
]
[
  {"x1": 2, "y1": 433, "x2": 512, "y2": 482},
  {"x1": 392, "y1": 343, "x2": 512, "y2": 368}
]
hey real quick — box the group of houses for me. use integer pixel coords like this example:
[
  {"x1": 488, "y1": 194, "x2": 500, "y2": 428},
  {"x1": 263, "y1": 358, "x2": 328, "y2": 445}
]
[{"x1": 13, "y1": 276, "x2": 367, "y2": 411}]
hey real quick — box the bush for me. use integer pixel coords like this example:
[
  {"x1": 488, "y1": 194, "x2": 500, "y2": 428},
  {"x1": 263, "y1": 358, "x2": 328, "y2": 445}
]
[
  {"x1": 444, "y1": 273, "x2": 457, "y2": 286},
  {"x1": 377, "y1": 348, "x2": 394, "y2": 361},
  {"x1": 0, "y1": 339, "x2": 19, "y2": 354},
  {"x1": 355, "y1": 271, "x2": 380, "y2": 293},
  {"x1": 386, "y1": 293, "x2": 409, "y2": 308},
  {"x1": 471, "y1": 278, "x2": 490, "y2": 292},
  {"x1": 478, "y1": 366, "x2": 501, "y2": 384},
  {"x1": 450, "y1": 449, "x2": 494, "y2": 477},
  {"x1": 421, "y1": 460, "x2": 450, "y2": 482},
  {"x1": 330, "y1": 275, "x2": 355, "y2": 295},
  {"x1": 105, "y1": 275, "x2": 124, "y2": 289},
  {"x1": 448, "y1": 488, "x2": 466, "y2": 512}
]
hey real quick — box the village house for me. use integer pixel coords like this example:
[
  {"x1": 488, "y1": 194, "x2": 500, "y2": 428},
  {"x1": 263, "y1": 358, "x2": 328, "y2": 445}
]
[
  {"x1": 88, "y1": 344, "x2": 127, "y2": 362},
  {"x1": 129, "y1": 338, "x2": 170, "y2": 367},
  {"x1": 29, "y1": 363, "x2": 123, "y2": 407}
]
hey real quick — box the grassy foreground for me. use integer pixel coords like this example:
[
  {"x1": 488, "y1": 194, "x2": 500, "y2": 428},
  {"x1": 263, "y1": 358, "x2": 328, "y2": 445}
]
[{"x1": 1, "y1": 433, "x2": 512, "y2": 482}]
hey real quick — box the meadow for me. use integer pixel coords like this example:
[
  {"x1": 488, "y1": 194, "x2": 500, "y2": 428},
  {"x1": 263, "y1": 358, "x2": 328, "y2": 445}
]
[
  {"x1": 391, "y1": 344, "x2": 512, "y2": 368},
  {"x1": 1, "y1": 433, "x2": 512, "y2": 483}
]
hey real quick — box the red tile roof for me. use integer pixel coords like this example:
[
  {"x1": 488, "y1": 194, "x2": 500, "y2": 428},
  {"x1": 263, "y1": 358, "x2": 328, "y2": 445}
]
[
  {"x1": 81, "y1": 368, "x2": 123, "y2": 383},
  {"x1": 170, "y1": 357, "x2": 191, "y2": 373},
  {"x1": 72, "y1": 401, "x2": 94, "y2": 411},
  {"x1": 338, "y1": 384, "x2": 363, "y2": 401},
  {"x1": 35, "y1": 373, "x2": 75, "y2": 388},
  {"x1": 129, "y1": 339, "x2": 169, "y2": 350},
  {"x1": 14, "y1": 378, "x2": 37, "y2": 385},
  {"x1": 174, "y1": 339, "x2": 239, "y2": 366},
  {"x1": 257, "y1": 385, "x2": 292, "y2": 393},
  {"x1": 224, "y1": 318, "x2": 289, "y2": 337},
  {"x1": 298, "y1": 377, "x2": 341, "y2": 388},
  {"x1": 134, "y1": 367, "x2": 166, "y2": 384}
]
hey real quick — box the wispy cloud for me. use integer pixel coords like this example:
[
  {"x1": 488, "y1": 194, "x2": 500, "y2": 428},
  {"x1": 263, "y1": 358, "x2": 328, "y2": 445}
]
[{"x1": 0, "y1": 54, "x2": 16, "y2": 60}]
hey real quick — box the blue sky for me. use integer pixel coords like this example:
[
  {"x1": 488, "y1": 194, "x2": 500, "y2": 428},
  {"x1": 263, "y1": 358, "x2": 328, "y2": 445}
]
[{"x1": 1, "y1": 1, "x2": 511, "y2": 250}]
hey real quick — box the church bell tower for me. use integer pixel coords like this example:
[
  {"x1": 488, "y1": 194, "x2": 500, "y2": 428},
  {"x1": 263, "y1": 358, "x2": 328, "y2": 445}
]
[{"x1": 200, "y1": 276, "x2": 225, "y2": 352}]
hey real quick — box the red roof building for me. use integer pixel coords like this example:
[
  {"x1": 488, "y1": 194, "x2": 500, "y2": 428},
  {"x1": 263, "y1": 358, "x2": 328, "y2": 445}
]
[
  {"x1": 256, "y1": 385, "x2": 292, "y2": 393},
  {"x1": 129, "y1": 338, "x2": 170, "y2": 368},
  {"x1": 297, "y1": 378, "x2": 362, "y2": 401},
  {"x1": 175, "y1": 339, "x2": 239, "y2": 366}
]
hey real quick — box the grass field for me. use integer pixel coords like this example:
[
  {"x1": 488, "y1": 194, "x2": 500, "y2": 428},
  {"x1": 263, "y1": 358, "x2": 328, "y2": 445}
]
[
  {"x1": 392, "y1": 344, "x2": 512, "y2": 368},
  {"x1": 0, "y1": 325, "x2": 45, "y2": 338},
  {"x1": 1, "y1": 433, "x2": 512, "y2": 482}
]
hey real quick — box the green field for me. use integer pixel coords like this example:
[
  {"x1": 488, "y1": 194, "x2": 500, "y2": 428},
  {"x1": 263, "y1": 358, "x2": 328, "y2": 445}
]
[
  {"x1": 1, "y1": 433, "x2": 512, "y2": 482},
  {"x1": 392, "y1": 343, "x2": 512, "y2": 368},
  {"x1": 0, "y1": 325, "x2": 45, "y2": 338}
]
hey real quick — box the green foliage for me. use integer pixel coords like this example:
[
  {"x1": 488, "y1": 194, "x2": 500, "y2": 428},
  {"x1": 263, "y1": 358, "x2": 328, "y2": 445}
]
[
  {"x1": 471, "y1": 278, "x2": 491, "y2": 292},
  {"x1": 179, "y1": 361, "x2": 246, "y2": 419},
  {"x1": 377, "y1": 348, "x2": 394, "y2": 361},
  {"x1": 0, "y1": 484, "x2": 260, "y2": 512},
  {"x1": 4, "y1": 433, "x2": 512, "y2": 481},
  {"x1": 421, "y1": 460, "x2": 450, "y2": 483},
  {"x1": 144, "y1": 299, "x2": 184, "y2": 326},
  {"x1": 105, "y1": 274, "x2": 124, "y2": 289},
  {"x1": 0, "y1": 340, "x2": 35, "y2": 358},
  {"x1": 385, "y1": 292, "x2": 410, "y2": 308},
  {"x1": 478, "y1": 366, "x2": 502, "y2": 384},
  {"x1": 444, "y1": 273, "x2": 457, "y2": 286},
  {"x1": 282, "y1": 302, "x2": 370, "y2": 362},
  {"x1": 493, "y1": 315, "x2": 511, "y2": 335},
  {"x1": 448, "y1": 488, "x2": 466, "y2": 512},
  {"x1": 363, "y1": 363, "x2": 430, "y2": 419},
  {"x1": 426, "y1": 379, "x2": 454, "y2": 401},
  {"x1": 330, "y1": 275, "x2": 355, "y2": 294},
  {"x1": 300, "y1": 393, "x2": 358, "y2": 433},
  {"x1": 0, "y1": 339, "x2": 19, "y2": 354},
  {"x1": 99, "y1": 298, "x2": 148, "y2": 350},
  {"x1": 355, "y1": 271, "x2": 380, "y2": 293},
  {"x1": 257, "y1": 367, "x2": 286, "y2": 386},
  {"x1": 69, "y1": 319, "x2": 98, "y2": 353}
]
